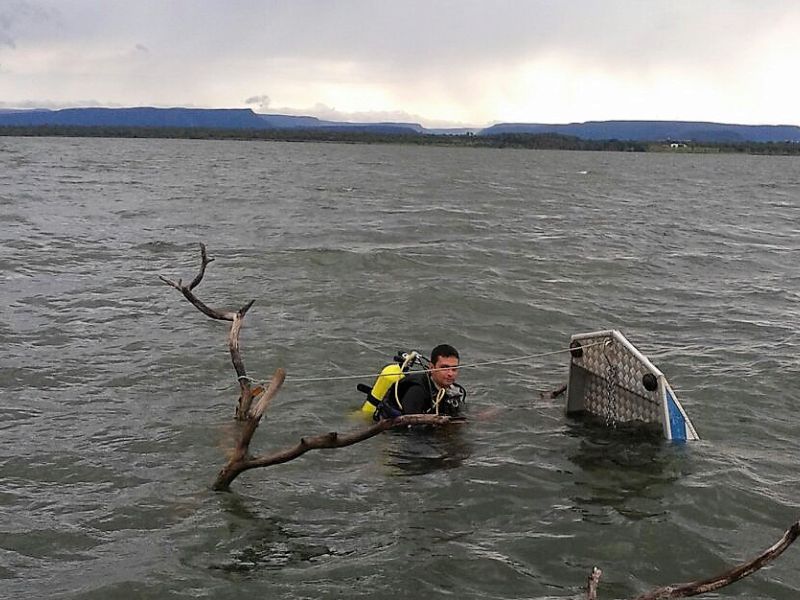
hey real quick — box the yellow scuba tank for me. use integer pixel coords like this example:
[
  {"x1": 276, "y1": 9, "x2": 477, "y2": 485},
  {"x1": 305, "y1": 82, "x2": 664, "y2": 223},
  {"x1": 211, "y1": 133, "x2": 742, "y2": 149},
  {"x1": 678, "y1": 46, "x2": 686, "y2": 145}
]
[
  {"x1": 359, "y1": 351, "x2": 417, "y2": 414},
  {"x1": 360, "y1": 363, "x2": 404, "y2": 414}
]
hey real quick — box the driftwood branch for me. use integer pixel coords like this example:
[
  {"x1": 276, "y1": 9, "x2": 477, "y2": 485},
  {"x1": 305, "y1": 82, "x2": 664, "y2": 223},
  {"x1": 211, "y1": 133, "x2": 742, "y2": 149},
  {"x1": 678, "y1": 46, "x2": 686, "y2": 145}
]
[
  {"x1": 585, "y1": 519, "x2": 800, "y2": 599},
  {"x1": 586, "y1": 567, "x2": 602, "y2": 600},
  {"x1": 160, "y1": 243, "x2": 258, "y2": 419},
  {"x1": 635, "y1": 518, "x2": 799, "y2": 599},
  {"x1": 213, "y1": 405, "x2": 455, "y2": 491},
  {"x1": 188, "y1": 242, "x2": 213, "y2": 290}
]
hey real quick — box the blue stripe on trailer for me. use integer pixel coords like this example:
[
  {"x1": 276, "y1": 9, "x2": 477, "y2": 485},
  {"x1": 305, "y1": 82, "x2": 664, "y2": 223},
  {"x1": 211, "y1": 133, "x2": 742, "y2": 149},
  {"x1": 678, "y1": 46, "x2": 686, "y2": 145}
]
[{"x1": 665, "y1": 388, "x2": 687, "y2": 441}]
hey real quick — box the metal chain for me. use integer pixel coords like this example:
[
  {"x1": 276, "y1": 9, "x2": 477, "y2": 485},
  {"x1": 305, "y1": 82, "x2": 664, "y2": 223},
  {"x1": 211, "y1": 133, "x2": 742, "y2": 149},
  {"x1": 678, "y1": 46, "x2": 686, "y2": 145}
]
[{"x1": 604, "y1": 363, "x2": 619, "y2": 427}]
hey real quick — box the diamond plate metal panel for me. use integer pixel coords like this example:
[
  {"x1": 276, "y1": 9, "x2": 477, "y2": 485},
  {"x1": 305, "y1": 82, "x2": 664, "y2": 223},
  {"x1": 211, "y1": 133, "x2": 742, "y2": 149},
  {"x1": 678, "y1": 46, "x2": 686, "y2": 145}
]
[{"x1": 568, "y1": 332, "x2": 661, "y2": 424}]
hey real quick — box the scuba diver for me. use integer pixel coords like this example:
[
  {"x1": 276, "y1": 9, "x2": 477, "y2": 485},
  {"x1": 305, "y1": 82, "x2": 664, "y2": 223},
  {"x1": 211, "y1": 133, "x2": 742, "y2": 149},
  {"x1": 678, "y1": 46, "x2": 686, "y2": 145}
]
[{"x1": 359, "y1": 344, "x2": 467, "y2": 420}]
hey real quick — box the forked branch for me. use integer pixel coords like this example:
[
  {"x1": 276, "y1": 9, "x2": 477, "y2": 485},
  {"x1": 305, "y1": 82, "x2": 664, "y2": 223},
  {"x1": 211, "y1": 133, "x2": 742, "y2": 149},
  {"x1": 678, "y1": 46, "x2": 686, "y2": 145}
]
[{"x1": 159, "y1": 243, "x2": 258, "y2": 419}]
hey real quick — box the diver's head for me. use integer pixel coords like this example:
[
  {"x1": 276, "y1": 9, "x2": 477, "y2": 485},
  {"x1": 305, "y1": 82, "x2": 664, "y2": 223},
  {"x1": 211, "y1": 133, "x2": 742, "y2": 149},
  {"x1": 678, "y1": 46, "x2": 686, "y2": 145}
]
[{"x1": 430, "y1": 344, "x2": 460, "y2": 388}]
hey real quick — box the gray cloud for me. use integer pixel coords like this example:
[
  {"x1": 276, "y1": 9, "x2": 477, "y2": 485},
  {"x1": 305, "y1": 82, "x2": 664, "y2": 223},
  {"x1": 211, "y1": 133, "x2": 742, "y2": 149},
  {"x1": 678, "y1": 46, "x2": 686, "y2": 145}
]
[
  {"x1": 229, "y1": 1, "x2": 794, "y2": 76},
  {"x1": 0, "y1": 0, "x2": 57, "y2": 48},
  {"x1": 13, "y1": 1, "x2": 794, "y2": 70},
  {"x1": 0, "y1": 98, "x2": 119, "y2": 109},
  {"x1": 3, "y1": 1, "x2": 799, "y2": 124},
  {"x1": 244, "y1": 94, "x2": 271, "y2": 110}
]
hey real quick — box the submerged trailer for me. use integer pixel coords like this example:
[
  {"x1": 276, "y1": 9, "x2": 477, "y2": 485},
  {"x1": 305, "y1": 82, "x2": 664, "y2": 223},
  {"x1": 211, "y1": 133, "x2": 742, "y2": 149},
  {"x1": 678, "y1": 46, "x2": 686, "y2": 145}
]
[{"x1": 566, "y1": 330, "x2": 699, "y2": 441}]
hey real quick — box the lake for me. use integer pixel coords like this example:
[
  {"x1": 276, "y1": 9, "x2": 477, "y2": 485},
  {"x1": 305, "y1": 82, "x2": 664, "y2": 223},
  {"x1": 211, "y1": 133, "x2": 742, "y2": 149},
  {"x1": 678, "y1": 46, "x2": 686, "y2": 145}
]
[{"x1": 1, "y1": 136, "x2": 799, "y2": 599}]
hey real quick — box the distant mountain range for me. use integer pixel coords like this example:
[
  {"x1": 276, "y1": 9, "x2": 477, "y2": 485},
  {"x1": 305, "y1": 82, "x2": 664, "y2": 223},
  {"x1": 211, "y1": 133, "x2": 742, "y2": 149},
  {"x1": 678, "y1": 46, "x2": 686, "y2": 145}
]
[
  {"x1": 1, "y1": 107, "x2": 799, "y2": 143},
  {"x1": 481, "y1": 120, "x2": 800, "y2": 143}
]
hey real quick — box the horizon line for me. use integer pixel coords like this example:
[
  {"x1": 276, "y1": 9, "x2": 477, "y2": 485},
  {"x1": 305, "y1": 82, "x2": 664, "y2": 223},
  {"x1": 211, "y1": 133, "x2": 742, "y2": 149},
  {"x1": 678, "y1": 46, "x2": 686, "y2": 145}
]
[{"x1": 1, "y1": 104, "x2": 799, "y2": 130}]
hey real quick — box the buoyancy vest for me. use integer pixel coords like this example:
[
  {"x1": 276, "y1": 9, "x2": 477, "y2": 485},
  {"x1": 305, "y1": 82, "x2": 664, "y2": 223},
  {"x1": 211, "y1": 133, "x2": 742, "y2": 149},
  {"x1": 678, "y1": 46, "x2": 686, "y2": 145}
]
[{"x1": 374, "y1": 372, "x2": 466, "y2": 420}]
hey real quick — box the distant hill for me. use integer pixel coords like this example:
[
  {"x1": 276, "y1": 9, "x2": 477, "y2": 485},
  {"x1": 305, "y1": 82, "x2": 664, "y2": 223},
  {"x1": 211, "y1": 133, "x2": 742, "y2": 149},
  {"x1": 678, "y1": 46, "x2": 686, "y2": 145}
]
[
  {"x1": 0, "y1": 107, "x2": 423, "y2": 135},
  {"x1": 479, "y1": 120, "x2": 800, "y2": 143},
  {"x1": 1, "y1": 107, "x2": 798, "y2": 143},
  {"x1": 0, "y1": 107, "x2": 270, "y2": 129},
  {"x1": 257, "y1": 113, "x2": 423, "y2": 134},
  {"x1": 0, "y1": 108, "x2": 45, "y2": 114}
]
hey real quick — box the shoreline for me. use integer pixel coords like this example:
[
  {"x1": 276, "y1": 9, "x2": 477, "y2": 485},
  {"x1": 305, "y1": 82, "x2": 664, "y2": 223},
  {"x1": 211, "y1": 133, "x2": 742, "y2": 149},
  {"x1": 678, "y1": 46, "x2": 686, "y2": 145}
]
[{"x1": 2, "y1": 125, "x2": 799, "y2": 156}]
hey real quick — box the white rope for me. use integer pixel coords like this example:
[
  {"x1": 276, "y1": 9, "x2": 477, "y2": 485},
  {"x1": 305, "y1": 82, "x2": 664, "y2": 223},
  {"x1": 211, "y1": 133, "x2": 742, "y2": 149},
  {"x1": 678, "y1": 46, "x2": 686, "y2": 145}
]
[
  {"x1": 271, "y1": 340, "x2": 606, "y2": 385},
  {"x1": 234, "y1": 338, "x2": 690, "y2": 390}
]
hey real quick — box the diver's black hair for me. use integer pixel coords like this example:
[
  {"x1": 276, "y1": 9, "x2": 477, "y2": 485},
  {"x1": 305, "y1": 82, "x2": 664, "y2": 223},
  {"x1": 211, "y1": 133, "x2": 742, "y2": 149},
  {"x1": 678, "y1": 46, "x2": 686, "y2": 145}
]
[{"x1": 430, "y1": 344, "x2": 459, "y2": 364}]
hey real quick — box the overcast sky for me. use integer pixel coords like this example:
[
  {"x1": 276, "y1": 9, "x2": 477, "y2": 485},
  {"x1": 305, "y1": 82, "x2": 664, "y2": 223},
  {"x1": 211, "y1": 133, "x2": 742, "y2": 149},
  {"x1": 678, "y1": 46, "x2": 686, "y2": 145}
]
[{"x1": 1, "y1": 0, "x2": 799, "y2": 127}]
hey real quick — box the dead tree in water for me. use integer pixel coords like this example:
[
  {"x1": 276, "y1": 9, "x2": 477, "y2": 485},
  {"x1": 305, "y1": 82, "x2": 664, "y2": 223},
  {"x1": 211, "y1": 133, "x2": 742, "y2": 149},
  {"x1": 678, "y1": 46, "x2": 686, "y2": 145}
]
[{"x1": 160, "y1": 244, "x2": 452, "y2": 491}]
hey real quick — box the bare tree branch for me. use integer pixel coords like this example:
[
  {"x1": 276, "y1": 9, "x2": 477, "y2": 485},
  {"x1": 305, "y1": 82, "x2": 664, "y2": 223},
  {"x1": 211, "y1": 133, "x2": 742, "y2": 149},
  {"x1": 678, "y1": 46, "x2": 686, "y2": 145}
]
[
  {"x1": 160, "y1": 243, "x2": 258, "y2": 419},
  {"x1": 631, "y1": 518, "x2": 799, "y2": 599},
  {"x1": 583, "y1": 519, "x2": 800, "y2": 600},
  {"x1": 188, "y1": 242, "x2": 214, "y2": 290},
  {"x1": 231, "y1": 368, "x2": 286, "y2": 463},
  {"x1": 213, "y1": 409, "x2": 456, "y2": 491},
  {"x1": 586, "y1": 567, "x2": 602, "y2": 600},
  {"x1": 158, "y1": 244, "x2": 236, "y2": 321}
]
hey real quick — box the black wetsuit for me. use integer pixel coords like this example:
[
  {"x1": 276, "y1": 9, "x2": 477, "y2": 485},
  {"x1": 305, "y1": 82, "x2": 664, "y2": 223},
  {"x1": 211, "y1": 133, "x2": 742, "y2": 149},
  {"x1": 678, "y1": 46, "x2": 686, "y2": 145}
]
[{"x1": 375, "y1": 372, "x2": 465, "y2": 420}]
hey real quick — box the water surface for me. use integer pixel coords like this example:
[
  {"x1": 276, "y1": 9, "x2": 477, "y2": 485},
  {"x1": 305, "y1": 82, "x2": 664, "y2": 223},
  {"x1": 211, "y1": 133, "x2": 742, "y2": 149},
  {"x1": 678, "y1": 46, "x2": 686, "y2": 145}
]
[{"x1": 1, "y1": 136, "x2": 799, "y2": 599}]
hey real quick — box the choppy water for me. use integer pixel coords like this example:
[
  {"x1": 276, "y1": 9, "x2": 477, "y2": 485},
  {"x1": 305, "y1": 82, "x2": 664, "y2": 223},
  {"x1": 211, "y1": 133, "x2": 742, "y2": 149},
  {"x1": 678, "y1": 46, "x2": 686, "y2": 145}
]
[{"x1": 1, "y1": 136, "x2": 799, "y2": 599}]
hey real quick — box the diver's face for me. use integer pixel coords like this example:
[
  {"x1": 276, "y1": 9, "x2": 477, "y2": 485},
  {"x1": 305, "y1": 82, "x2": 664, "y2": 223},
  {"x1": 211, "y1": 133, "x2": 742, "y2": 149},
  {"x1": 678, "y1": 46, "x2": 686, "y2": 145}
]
[{"x1": 431, "y1": 355, "x2": 459, "y2": 389}]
